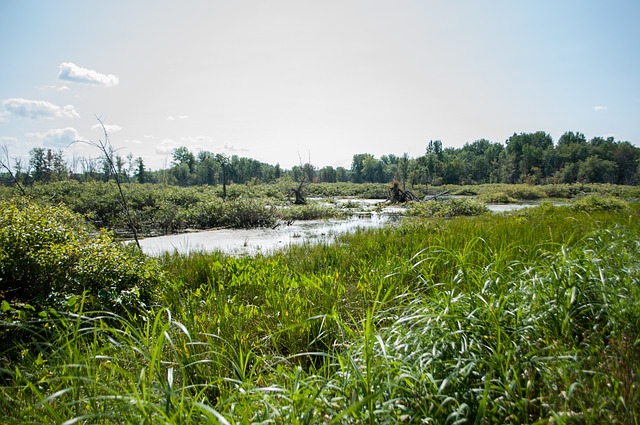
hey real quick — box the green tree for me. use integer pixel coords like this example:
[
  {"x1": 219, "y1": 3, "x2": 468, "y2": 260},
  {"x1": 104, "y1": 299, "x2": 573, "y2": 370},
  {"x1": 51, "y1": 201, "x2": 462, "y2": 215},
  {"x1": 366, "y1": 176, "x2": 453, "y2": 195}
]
[
  {"x1": 172, "y1": 146, "x2": 196, "y2": 172},
  {"x1": 29, "y1": 148, "x2": 67, "y2": 183},
  {"x1": 195, "y1": 151, "x2": 217, "y2": 185},
  {"x1": 506, "y1": 131, "x2": 553, "y2": 183},
  {"x1": 362, "y1": 154, "x2": 385, "y2": 183},
  {"x1": 134, "y1": 157, "x2": 147, "y2": 183},
  {"x1": 350, "y1": 153, "x2": 368, "y2": 183},
  {"x1": 318, "y1": 166, "x2": 337, "y2": 183},
  {"x1": 578, "y1": 155, "x2": 618, "y2": 183},
  {"x1": 215, "y1": 154, "x2": 229, "y2": 198}
]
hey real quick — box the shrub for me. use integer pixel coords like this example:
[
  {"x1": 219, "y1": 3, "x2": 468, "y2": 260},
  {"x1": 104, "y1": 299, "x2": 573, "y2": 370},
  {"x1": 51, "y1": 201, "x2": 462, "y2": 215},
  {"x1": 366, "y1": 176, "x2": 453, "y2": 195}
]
[
  {"x1": 504, "y1": 185, "x2": 546, "y2": 200},
  {"x1": 276, "y1": 203, "x2": 347, "y2": 221},
  {"x1": 407, "y1": 198, "x2": 489, "y2": 218},
  {"x1": 571, "y1": 194, "x2": 630, "y2": 212},
  {"x1": 477, "y1": 191, "x2": 517, "y2": 203},
  {"x1": 0, "y1": 198, "x2": 161, "y2": 312}
]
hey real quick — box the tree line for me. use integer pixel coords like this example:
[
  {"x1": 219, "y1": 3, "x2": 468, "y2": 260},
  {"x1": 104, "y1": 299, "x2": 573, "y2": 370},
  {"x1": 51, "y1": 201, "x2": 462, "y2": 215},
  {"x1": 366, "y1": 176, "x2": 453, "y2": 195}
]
[{"x1": 1, "y1": 131, "x2": 639, "y2": 188}]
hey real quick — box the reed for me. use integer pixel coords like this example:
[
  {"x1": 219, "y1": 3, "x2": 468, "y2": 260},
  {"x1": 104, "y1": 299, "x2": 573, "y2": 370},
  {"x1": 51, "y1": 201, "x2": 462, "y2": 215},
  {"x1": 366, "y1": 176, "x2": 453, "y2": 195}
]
[{"x1": 2, "y1": 203, "x2": 639, "y2": 423}]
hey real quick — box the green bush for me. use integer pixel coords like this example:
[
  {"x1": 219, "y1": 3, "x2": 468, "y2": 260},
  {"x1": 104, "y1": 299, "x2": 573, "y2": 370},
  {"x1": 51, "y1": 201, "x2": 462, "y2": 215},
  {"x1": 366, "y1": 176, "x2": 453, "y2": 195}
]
[
  {"x1": 571, "y1": 194, "x2": 630, "y2": 212},
  {"x1": 0, "y1": 198, "x2": 161, "y2": 312},
  {"x1": 407, "y1": 198, "x2": 489, "y2": 218},
  {"x1": 276, "y1": 203, "x2": 347, "y2": 221},
  {"x1": 477, "y1": 191, "x2": 517, "y2": 203},
  {"x1": 504, "y1": 184, "x2": 546, "y2": 200}
]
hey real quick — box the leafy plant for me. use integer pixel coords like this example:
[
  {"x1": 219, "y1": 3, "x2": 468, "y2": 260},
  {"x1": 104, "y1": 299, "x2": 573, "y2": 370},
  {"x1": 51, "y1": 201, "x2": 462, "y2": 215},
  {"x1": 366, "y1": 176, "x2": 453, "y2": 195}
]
[
  {"x1": 407, "y1": 198, "x2": 489, "y2": 217},
  {"x1": 571, "y1": 193, "x2": 630, "y2": 212},
  {"x1": 0, "y1": 198, "x2": 161, "y2": 312}
]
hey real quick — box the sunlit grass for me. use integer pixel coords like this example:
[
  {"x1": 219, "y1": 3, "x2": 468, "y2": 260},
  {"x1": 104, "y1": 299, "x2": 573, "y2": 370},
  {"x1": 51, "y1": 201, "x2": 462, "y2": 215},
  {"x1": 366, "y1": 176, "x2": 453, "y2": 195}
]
[{"x1": 2, "y1": 203, "x2": 639, "y2": 423}]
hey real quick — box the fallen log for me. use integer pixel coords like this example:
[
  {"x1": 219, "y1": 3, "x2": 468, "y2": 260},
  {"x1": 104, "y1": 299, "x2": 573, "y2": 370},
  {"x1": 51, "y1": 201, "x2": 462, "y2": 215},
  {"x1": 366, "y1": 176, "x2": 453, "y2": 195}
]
[{"x1": 423, "y1": 190, "x2": 451, "y2": 201}]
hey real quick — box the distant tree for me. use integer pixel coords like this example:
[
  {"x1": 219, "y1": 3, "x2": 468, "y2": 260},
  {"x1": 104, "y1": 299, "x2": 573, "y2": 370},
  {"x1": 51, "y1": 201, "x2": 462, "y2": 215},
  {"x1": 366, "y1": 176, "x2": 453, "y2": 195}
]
[
  {"x1": 29, "y1": 148, "x2": 67, "y2": 182},
  {"x1": 350, "y1": 154, "x2": 369, "y2": 183},
  {"x1": 0, "y1": 145, "x2": 26, "y2": 195},
  {"x1": 195, "y1": 151, "x2": 217, "y2": 185},
  {"x1": 556, "y1": 132, "x2": 590, "y2": 176},
  {"x1": 335, "y1": 166, "x2": 349, "y2": 182},
  {"x1": 362, "y1": 154, "x2": 384, "y2": 183},
  {"x1": 612, "y1": 141, "x2": 639, "y2": 184},
  {"x1": 172, "y1": 146, "x2": 196, "y2": 173},
  {"x1": 578, "y1": 155, "x2": 618, "y2": 183},
  {"x1": 29, "y1": 148, "x2": 49, "y2": 182},
  {"x1": 397, "y1": 153, "x2": 410, "y2": 189},
  {"x1": 506, "y1": 131, "x2": 553, "y2": 183},
  {"x1": 215, "y1": 154, "x2": 229, "y2": 198},
  {"x1": 319, "y1": 165, "x2": 337, "y2": 183},
  {"x1": 135, "y1": 157, "x2": 147, "y2": 183}
]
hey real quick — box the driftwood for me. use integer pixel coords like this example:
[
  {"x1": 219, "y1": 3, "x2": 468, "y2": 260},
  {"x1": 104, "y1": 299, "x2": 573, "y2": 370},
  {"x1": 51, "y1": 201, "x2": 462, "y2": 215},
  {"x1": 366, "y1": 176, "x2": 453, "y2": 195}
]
[
  {"x1": 388, "y1": 182, "x2": 417, "y2": 203},
  {"x1": 423, "y1": 190, "x2": 450, "y2": 201},
  {"x1": 289, "y1": 187, "x2": 307, "y2": 205}
]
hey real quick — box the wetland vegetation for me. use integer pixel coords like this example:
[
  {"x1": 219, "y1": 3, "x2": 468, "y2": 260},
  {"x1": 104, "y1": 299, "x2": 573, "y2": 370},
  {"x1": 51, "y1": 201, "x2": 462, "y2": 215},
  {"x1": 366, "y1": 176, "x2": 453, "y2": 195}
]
[{"x1": 1, "y1": 179, "x2": 639, "y2": 423}]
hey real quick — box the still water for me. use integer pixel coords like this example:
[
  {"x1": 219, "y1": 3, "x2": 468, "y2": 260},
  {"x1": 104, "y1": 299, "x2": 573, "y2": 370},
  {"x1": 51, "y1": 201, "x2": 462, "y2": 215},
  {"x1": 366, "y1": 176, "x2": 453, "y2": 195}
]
[{"x1": 137, "y1": 200, "x2": 538, "y2": 257}]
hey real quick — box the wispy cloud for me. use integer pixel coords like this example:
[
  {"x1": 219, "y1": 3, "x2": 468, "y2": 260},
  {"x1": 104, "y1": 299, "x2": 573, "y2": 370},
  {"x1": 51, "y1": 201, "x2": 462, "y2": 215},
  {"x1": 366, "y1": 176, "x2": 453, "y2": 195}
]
[
  {"x1": 58, "y1": 62, "x2": 119, "y2": 86},
  {"x1": 180, "y1": 135, "x2": 213, "y2": 145},
  {"x1": 167, "y1": 115, "x2": 189, "y2": 121},
  {"x1": 0, "y1": 136, "x2": 19, "y2": 148},
  {"x1": 2, "y1": 98, "x2": 79, "y2": 119},
  {"x1": 28, "y1": 127, "x2": 83, "y2": 148},
  {"x1": 38, "y1": 84, "x2": 70, "y2": 92},
  {"x1": 91, "y1": 123, "x2": 122, "y2": 133},
  {"x1": 156, "y1": 138, "x2": 178, "y2": 155},
  {"x1": 593, "y1": 105, "x2": 608, "y2": 111}
]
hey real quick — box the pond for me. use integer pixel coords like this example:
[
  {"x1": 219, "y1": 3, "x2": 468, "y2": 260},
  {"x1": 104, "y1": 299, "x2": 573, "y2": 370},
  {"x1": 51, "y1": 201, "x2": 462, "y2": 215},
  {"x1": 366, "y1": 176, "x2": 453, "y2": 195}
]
[{"x1": 137, "y1": 199, "x2": 541, "y2": 257}]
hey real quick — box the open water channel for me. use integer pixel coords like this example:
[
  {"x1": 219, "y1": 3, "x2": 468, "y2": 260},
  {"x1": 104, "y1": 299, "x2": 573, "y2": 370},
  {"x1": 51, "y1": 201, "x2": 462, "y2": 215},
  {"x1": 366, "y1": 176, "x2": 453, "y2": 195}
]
[{"x1": 137, "y1": 199, "x2": 539, "y2": 257}]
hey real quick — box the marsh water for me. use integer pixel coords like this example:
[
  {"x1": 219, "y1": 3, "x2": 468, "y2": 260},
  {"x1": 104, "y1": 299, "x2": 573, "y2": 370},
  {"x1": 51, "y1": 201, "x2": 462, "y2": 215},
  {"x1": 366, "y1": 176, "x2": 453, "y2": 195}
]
[{"x1": 138, "y1": 199, "x2": 540, "y2": 256}]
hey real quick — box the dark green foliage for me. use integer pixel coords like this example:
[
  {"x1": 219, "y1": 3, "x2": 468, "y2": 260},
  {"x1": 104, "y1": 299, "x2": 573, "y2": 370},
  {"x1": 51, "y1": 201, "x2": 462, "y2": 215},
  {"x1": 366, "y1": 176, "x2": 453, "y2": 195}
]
[{"x1": 0, "y1": 198, "x2": 161, "y2": 312}]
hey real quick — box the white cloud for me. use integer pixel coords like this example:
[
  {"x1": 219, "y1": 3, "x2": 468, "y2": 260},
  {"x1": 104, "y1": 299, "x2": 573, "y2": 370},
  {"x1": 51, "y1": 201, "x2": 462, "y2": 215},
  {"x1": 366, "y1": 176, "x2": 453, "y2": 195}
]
[
  {"x1": 593, "y1": 105, "x2": 608, "y2": 111},
  {"x1": 58, "y1": 62, "x2": 119, "y2": 86},
  {"x1": 125, "y1": 138, "x2": 144, "y2": 145},
  {"x1": 144, "y1": 134, "x2": 155, "y2": 139},
  {"x1": 0, "y1": 136, "x2": 19, "y2": 148},
  {"x1": 167, "y1": 115, "x2": 189, "y2": 121},
  {"x1": 180, "y1": 135, "x2": 213, "y2": 145},
  {"x1": 2, "y1": 98, "x2": 79, "y2": 119},
  {"x1": 38, "y1": 84, "x2": 70, "y2": 92},
  {"x1": 29, "y1": 127, "x2": 83, "y2": 148},
  {"x1": 156, "y1": 138, "x2": 178, "y2": 155},
  {"x1": 91, "y1": 123, "x2": 122, "y2": 133}
]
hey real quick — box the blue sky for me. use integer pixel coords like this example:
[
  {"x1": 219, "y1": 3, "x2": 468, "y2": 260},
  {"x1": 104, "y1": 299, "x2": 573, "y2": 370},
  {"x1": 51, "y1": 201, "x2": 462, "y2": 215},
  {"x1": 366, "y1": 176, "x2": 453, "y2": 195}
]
[{"x1": 1, "y1": 0, "x2": 639, "y2": 170}]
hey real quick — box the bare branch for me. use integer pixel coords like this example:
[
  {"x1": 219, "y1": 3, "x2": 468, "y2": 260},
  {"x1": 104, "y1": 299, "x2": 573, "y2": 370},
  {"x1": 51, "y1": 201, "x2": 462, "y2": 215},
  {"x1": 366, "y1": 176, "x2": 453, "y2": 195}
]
[
  {"x1": 0, "y1": 144, "x2": 26, "y2": 195},
  {"x1": 75, "y1": 116, "x2": 141, "y2": 249}
]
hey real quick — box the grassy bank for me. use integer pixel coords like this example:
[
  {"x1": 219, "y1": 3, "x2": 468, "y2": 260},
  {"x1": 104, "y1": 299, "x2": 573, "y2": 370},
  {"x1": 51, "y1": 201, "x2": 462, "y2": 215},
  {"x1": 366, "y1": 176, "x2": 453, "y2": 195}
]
[{"x1": 1, "y1": 201, "x2": 639, "y2": 423}]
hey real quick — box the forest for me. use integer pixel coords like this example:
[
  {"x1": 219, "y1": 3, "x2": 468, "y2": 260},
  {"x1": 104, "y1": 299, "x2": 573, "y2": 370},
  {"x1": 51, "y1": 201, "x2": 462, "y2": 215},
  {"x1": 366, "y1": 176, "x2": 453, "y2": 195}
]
[{"x1": 2, "y1": 130, "x2": 639, "y2": 189}]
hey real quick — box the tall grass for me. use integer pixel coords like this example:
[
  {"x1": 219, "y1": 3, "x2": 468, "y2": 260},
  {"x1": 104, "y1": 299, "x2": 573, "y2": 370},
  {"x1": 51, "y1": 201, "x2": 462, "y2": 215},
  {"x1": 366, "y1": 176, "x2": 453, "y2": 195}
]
[{"x1": 2, "y1": 204, "x2": 639, "y2": 423}]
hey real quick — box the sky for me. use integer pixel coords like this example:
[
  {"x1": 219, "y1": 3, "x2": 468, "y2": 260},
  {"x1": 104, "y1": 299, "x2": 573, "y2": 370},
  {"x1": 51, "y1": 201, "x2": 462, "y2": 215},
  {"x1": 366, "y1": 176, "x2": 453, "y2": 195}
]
[{"x1": 1, "y1": 0, "x2": 639, "y2": 171}]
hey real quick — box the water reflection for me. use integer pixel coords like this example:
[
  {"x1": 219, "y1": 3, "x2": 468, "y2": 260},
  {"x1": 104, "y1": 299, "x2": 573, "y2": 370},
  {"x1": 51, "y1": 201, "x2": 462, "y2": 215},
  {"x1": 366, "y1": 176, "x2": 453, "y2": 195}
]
[
  {"x1": 138, "y1": 213, "x2": 393, "y2": 257},
  {"x1": 137, "y1": 199, "x2": 541, "y2": 257}
]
